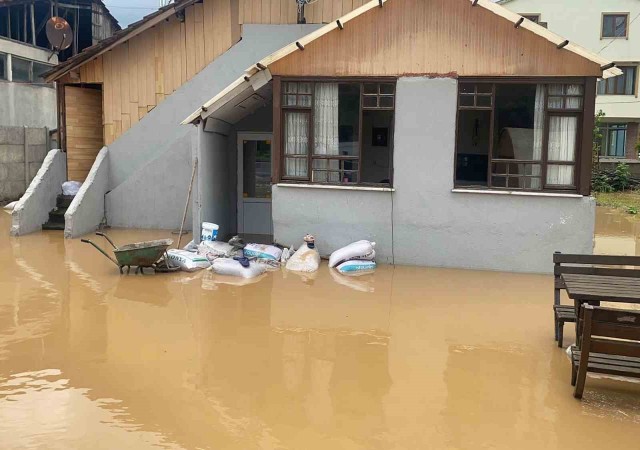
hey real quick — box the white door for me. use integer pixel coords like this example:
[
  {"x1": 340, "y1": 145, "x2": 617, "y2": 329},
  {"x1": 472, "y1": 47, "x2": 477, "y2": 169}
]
[{"x1": 237, "y1": 133, "x2": 273, "y2": 237}]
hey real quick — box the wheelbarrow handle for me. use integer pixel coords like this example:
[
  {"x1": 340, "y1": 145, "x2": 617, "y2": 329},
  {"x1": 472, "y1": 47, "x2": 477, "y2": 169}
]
[
  {"x1": 81, "y1": 238, "x2": 121, "y2": 268},
  {"x1": 95, "y1": 232, "x2": 118, "y2": 250}
]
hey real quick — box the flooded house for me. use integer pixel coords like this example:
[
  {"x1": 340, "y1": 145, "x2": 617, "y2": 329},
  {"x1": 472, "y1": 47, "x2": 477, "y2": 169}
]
[{"x1": 12, "y1": 0, "x2": 620, "y2": 273}]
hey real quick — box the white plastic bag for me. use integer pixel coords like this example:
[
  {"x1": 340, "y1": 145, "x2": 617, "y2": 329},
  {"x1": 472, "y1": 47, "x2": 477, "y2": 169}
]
[
  {"x1": 201, "y1": 222, "x2": 219, "y2": 242},
  {"x1": 336, "y1": 260, "x2": 376, "y2": 275},
  {"x1": 329, "y1": 240, "x2": 376, "y2": 268},
  {"x1": 62, "y1": 181, "x2": 82, "y2": 196},
  {"x1": 3, "y1": 201, "x2": 17, "y2": 214},
  {"x1": 167, "y1": 249, "x2": 211, "y2": 271},
  {"x1": 286, "y1": 244, "x2": 320, "y2": 273},
  {"x1": 182, "y1": 240, "x2": 198, "y2": 252},
  {"x1": 197, "y1": 241, "x2": 237, "y2": 261},
  {"x1": 243, "y1": 243, "x2": 283, "y2": 261},
  {"x1": 210, "y1": 258, "x2": 266, "y2": 278}
]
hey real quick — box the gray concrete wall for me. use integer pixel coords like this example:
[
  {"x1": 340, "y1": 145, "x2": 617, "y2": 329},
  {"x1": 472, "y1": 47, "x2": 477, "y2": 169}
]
[
  {"x1": 0, "y1": 83, "x2": 57, "y2": 129},
  {"x1": 65, "y1": 147, "x2": 109, "y2": 238},
  {"x1": 11, "y1": 149, "x2": 66, "y2": 236},
  {"x1": 107, "y1": 133, "x2": 193, "y2": 230},
  {"x1": 102, "y1": 24, "x2": 320, "y2": 232},
  {"x1": 0, "y1": 126, "x2": 50, "y2": 201},
  {"x1": 272, "y1": 77, "x2": 596, "y2": 274}
]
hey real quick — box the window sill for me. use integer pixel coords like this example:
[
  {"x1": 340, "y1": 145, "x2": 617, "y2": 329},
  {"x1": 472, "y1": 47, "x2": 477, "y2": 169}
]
[
  {"x1": 276, "y1": 183, "x2": 395, "y2": 192},
  {"x1": 451, "y1": 188, "x2": 583, "y2": 199}
]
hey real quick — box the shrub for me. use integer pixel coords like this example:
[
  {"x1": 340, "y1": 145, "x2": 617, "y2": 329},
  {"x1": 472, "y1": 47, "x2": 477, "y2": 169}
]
[
  {"x1": 592, "y1": 171, "x2": 613, "y2": 193},
  {"x1": 612, "y1": 162, "x2": 631, "y2": 191}
]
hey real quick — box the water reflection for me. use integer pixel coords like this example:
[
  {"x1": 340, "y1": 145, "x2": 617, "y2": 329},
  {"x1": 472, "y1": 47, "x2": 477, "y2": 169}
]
[
  {"x1": 0, "y1": 209, "x2": 639, "y2": 449},
  {"x1": 594, "y1": 207, "x2": 640, "y2": 256}
]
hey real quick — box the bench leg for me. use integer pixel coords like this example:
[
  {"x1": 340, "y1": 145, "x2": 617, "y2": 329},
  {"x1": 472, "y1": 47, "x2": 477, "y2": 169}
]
[
  {"x1": 557, "y1": 320, "x2": 564, "y2": 348},
  {"x1": 573, "y1": 361, "x2": 588, "y2": 399},
  {"x1": 571, "y1": 361, "x2": 577, "y2": 386}
]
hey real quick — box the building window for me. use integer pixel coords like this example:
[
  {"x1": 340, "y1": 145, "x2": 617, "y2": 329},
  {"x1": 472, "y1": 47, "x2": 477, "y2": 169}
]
[
  {"x1": 597, "y1": 66, "x2": 636, "y2": 95},
  {"x1": 9, "y1": 56, "x2": 53, "y2": 83},
  {"x1": 455, "y1": 81, "x2": 585, "y2": 191},
  {"x1": 602, "y1": 13, "x2": 629, "y2": 38},
  {"x1": 599, "y1": 123, "x2": 627, "y2": 158},
  {"x1": 0, "y1": 52, "x2": 7, "y2": 81},
  {"x1": 280, "y1": 80, "x2": 394, "y2": 186}
]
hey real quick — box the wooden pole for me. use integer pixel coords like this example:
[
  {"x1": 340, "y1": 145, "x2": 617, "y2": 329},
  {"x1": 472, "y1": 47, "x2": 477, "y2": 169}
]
[{"x1": 177, "y1": 158, "x2": 198, "y2": 249}]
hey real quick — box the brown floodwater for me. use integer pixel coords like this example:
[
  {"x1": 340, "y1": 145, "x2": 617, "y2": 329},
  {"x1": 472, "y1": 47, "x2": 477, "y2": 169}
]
[{"x1": 1, "y1": 207, "x2": 640, "y2": 449}]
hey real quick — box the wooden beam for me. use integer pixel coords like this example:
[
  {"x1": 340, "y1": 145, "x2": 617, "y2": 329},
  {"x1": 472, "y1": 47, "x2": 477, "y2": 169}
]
[
  {"x1": 472, "y1": 0, "x2": 478, "y2": 6},
  {"x1": 296, "y1": 41, "x2": 304, "y2": 50},
  {"x1": 600, "y1": 62, "x2": 615, "y2": 71},
  {"x1": 514, "y1": 17, "x2": 524, "y2": 28},
  {"x1": 557, "y1": 40, "x2": 569, "y2": 49},
  {"x1": 336, "y1": 19, "x2": 343, "y2": 29}
]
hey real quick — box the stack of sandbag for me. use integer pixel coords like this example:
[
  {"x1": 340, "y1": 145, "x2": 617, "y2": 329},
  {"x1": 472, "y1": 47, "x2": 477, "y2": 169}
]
[
  {"x1": 167, "y1": 249, "x2": 211, "y2": 271},
  {"x1": 243, "y1": 243, "x2": 283, "y2": 267},
  {"x1": 197, "y1": 240, "x2": 238, "y2": 262},
  {"x1": 210, "y1": 258, "x2": 266, "y2": 279},
  {"x1": 329, "y1": 240, "x2": 376, "y2": 275},
  {"x1": 286, "y1": 235, "x2": 320, "y2": 273}
]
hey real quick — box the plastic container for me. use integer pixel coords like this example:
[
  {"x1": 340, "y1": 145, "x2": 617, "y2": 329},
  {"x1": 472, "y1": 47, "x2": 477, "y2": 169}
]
[{"x1": 201, "y1": 222, "x2": 219, "y2": 242}]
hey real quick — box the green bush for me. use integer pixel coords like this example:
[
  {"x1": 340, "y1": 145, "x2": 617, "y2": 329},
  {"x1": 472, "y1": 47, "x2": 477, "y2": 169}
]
[
  {"x1": 592, "y1": 171, "x2": 613, "y2": 193},
  {"x1": 612, "y1": 162, "x2": 631, "y2": 191}
]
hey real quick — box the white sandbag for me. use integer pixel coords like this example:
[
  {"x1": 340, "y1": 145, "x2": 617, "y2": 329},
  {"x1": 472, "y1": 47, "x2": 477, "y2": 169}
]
[
  {"x1": 243, "y1": 243, "x2": 283, "y2": 261},
  {"x1": 286, "y1": 244, "x2": 320, "y2": 273},
  {"x1": 3, "y1": 201, "x2": 17, "y2": 214},
  {"x1": 336, "y1": 260, "x2": 376, "y2": 275},
  {"x1": 167, "y1": 249, "x2": 211, "y2": 272},
  {"x1": 182, "y1": 240, "x2": 198, "y2": 252},
  {"x1": 201, "y1": 222, "x2": 219, "y2": 242},
  {"x1": 197, "y1": 241, "x2": 237, "y2": 261},
  {"x1": 328, "y1": 240, "x2": 376, "y2": 268},
  {"x1": 210, "y1": 258, "x2": 266, "y2": 279},
  {"x1": 62, "y1": 181, "x2": 82, "y2": 196}
]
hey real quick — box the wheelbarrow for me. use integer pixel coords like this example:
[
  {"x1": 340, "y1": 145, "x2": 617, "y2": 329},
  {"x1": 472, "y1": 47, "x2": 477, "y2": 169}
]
[{"x1": 81, "y1": 232, "x2": 174, "y2": 274}]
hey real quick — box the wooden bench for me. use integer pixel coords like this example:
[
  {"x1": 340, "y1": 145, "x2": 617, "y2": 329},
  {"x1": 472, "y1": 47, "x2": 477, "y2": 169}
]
[
  {"x1": 571, "y1": 304, "x2": 640, "y2": 399},
  {"x1": 553, "y1": 252, "x2": 640, "y2": 348}
]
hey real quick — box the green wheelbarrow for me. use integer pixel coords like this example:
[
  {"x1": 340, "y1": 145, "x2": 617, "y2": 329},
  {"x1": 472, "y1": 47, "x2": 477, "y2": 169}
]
[{"x1": 81, "y1": 232, "x2": 174, "y2": 274}]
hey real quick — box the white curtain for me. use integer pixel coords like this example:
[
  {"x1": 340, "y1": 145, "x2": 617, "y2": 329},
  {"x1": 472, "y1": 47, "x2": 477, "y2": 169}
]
[
  {"x1": 529, "y1": 84, "x2": 545, "y2": 189},
  {"x1": 547, "y1": 115, "x2": 577, "y2": 185},
  {"x1": 565, "y1": 84, "x2": 583, "y2": 109},
  {"x1": 284, "y1": 112, "x2": 309, "y2": 177},
  {"x1": 313, "y1": 83, "x2": 340, "y2": 182}
]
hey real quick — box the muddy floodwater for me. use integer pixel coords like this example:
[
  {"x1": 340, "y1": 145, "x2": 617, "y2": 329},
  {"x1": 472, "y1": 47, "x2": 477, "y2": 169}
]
[{"x1": 1, "y1": 208, "x2": 640, "y2": 449}]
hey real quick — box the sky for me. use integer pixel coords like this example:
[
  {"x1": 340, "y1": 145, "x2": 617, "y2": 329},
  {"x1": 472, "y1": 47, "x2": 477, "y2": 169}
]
[{"x1": 103, "y1": 0, "x2": 163, "y2": 28}]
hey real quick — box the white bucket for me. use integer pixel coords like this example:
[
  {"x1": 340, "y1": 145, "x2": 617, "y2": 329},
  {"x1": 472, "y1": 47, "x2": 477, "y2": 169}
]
[{"x1": 201, "y1": 222, "x2": 219, "y2": 242}]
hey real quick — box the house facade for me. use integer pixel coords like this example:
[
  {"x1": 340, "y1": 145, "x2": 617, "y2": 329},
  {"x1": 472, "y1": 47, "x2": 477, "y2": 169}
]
[
  {"x1": 184, "y1": 0, "x2": 618, "y2": 273},
  {"x1": 499, "y1": 0, "x2": 640, "y2": 163}
]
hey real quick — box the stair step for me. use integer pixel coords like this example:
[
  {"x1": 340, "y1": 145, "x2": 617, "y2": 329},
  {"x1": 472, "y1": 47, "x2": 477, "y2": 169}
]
[
  {"x1": 57, "y1": 195, "x2": 75, "y2": 208},
  {"x1": 48, "y1": 208, "x2": 67, "y2": 224},
  {"x1": 42, "y1": 222, "x2": 65, "y2": 231}
]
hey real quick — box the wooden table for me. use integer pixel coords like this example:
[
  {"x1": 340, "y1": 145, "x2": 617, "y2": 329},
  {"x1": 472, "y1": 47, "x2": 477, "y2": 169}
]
[{"x1": 562, "y1": 273, "x2": 640, "y2": 305}]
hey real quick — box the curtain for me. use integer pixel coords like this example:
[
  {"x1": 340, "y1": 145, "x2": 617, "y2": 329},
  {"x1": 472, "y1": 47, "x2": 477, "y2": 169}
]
[
  {"x1": 565, "y1": 84, "x2": 583, "y2": 109},
  {"x1": 529, "y1": 84, "x2": 545, "y2": 189},
  {"x1": 284, "y1": 112, "x2": 309, "y2": 177},
  {"x1": 547, "y1": 115, "x2": 577, "y2": 185},
  {"x1": 313, "y1": 83, "x2": 340, "y2": 182}
]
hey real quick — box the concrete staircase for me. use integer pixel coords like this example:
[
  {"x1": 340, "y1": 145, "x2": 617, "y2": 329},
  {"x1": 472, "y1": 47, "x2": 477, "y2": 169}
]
[{"x1": 42, "y1": 195, "x2": 74, "y2": 231}]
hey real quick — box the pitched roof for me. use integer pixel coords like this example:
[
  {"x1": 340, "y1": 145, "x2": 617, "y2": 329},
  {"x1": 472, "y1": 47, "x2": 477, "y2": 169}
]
[
  {"x1": 183, "y1": 0, "x2": 621, "y2": 124},
  {"x1": 43, "y1": 0, "x2": 198, "y2": 82}
]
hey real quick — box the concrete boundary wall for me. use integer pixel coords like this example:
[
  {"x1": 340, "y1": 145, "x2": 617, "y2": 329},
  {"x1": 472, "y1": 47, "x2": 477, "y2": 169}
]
[
  {"x1": 11, "y1": 149, "x2": 66, "y2": 236},
  {"x1": 65, "y1": 147, "x2": 109, "y2": 238},
  {"x1": 0, "y1": 126, "x2": 50, "y2": 201}
]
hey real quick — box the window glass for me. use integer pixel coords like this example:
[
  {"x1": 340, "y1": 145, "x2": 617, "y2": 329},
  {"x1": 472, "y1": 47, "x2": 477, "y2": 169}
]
[
  {"x1": 283, "y1": 111, "x2": 309, "y2": 177},
  {"x1": 0, "y1": 53, "x2": 6, "y2": 80},
  {"x1": 602, "y1": 14, "x2": 628, "y2": 38},
  {"x1": 597, "y1": 66, "x2": 636, "y2": 95},
  {"x1": 243, "y1": 140, "x2": 271, "y2": 198},
  {"x1": 12, "y1": 57, "x2": 31, "y2": 82},
  {"x1": 32, "y1": 62, "x2": 52, "y2": 83},
  {"x1": 599, "y1": 123, "x2": 627, "y2": 157},
  {"x1": 282, "y1": 81, "x2": 312, "y2": 107}
]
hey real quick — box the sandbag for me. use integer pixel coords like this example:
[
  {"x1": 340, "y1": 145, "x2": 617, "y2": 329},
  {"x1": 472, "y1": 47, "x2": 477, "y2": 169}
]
[
  {"x1": 62, "y1": 181, "x2": 82, "y2": 196},
  {"x1": 182, "y1": 240, "x2": 198, "y2": 252},
  {"x1": 243, "y1": 243, "x2": 283, "y2": 261},
  {"x1": 328, "y1": 240, "x2": 376, "y2": 268},
  {"x1": 286, "y1": 244, "x2": 320, "y2": 273},
  {"x1": 210, "y1": 258, "x2": 266, "y2": 279},
  {"x1": 336, "y1": 260, "x2": 376, "y2": 275},
  {"x1": 167, "y1": 249, "x2": 211, "y2": 271},
  {"x1": 3, "y1": 201, "x2": 17, "y2": 214},
  {"x1": 197, "y1": 241, "x2": 237, "y2": 261}
]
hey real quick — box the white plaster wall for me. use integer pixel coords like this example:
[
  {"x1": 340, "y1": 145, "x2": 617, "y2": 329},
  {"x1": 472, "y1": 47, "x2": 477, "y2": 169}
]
[
  {"x1": 272, "y1": 77, "x2": 596, "y2": 273},
  {"x1": 65, "y1": 147, "x2": 109, "y2": 238},
  {"x1": 0, "y1": 83, "x2": 57, "y2": 128},
  {"x1": 11, "y1": 148, "x2": 66, "y2": 236}
]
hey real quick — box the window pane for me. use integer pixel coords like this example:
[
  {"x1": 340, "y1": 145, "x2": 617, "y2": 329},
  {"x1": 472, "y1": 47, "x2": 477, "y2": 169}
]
[
  {"x1": 0, "y1": 53, "x2": 6, "y2": 80},
  {"x1": 363, "y1": 96, "x2": 377, "y2": 108},
  {"x1": 597, "y1": 80, "x2": 605, "y2": 95},
  {"x1": 476, "y1": 84, "x2": 492, "y2": 94},
  {"x1": 298, "y1": 82, "x2": 312, "y2": 95},
  {"x1": 546, "y1": 165, "x2": 574, "y2": 186},
  {"x1": 615, "y1": 15, "x2": 627, "y2": 36},
  {"x1": 285, "y1": 158, "x2": 308, "y2": 177},
  {"x1": 312, "y1": 159, "x2": 358, "y2": 183},
  {"x1": 243, "y1": 140, "x2": 271, "y2": 198},
  {"x1": 32, "y1": 62, "x2": 51, "y2": 83},
  {"x1": 456, "y1": 109, "x2": 491, "y2": 186},
  {"x1": 459, "y1": 83, "x2": 475, "y2": 94},
  {"x1": 298, "y1": 95, "x2": 312, "y2": 107},
  {"x1": 313, "y1": 83, "x2": 360, "y2": 157},
  {"x1": 12, "y1": 57, "x2": 31, "y2": 82},
  {"x1": 548, "y1": 96, "x2": 563, "y2": 109},
  {"x1": 491, "y1": 176, "x2": 507, "y2": 187},
  {"x1": 565, "y1": 97, "x2": 583, "y2": 109},
  {"x1": 380, "y1": 83, "x2": 395, "y2": 95},
  {"x1": 362, "y1": 110, "x2": 393, "y2": 184},
  {"x1": 548, "y1": 84, "x2": 564, "y2": 95},
  {"x1": 548, "y1": 116, "x2": 577, "y2": 162},
  {"x1": 364, "y1": 83, "x2": 378, "y2": 94},
  {"x1": 284, "y1": 82, "x2": 298, "y2": 94},
  {"x1": 476, "y1": 95, "x2": 491, "y2": 107},
  {"x1": 284, "y1": 112, "x2": 309, "y2": 157},
  {"x1": 459, "y1": 95, "x2": 474, "y2": 107},
  {"x1": 379, "y1": 96, "x2": 394, "y2": 108}
]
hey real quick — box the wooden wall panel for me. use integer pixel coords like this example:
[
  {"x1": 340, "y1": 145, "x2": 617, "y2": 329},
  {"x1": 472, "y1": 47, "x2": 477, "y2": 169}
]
[
  {"x1": 65, "y1": 86, "x2": 104, "y2": 182},
  {"x1": 239, "y1": 0, "x2": 356, "y2": 24},
  {"x1": 269, "y1": 0, "x2": 603, "y2": 77}
]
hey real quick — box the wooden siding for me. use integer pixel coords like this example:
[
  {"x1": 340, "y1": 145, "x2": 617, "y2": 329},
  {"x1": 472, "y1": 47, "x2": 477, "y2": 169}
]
[
  {"x1": 71, "y1": 0, "x2": 237, "y2": 145},
  {"x1": 268, "y1": 0, "x2": 603, "y2": 77},
  {"x1": 65, "y1": 86, "x2": 104, "y2": 182},
  {"x1": 239, "y1": 0, "x2": 366, "y2": 24}
]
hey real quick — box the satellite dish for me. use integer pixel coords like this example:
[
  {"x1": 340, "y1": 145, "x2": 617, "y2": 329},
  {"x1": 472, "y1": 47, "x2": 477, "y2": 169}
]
[{"x1": 46, "y1": 17, "x2": 73, "y2": 52}]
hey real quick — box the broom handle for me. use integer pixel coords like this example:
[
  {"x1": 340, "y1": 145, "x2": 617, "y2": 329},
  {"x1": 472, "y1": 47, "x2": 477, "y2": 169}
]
[{"x1": 177, "y1": 158, "x2": 198, "y2": 249}]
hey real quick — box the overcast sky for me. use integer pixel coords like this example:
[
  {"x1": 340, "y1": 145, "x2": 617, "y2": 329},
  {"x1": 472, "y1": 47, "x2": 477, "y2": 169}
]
[{"x1": 103, "y1": 0, "x2": 162, "y2": 28}]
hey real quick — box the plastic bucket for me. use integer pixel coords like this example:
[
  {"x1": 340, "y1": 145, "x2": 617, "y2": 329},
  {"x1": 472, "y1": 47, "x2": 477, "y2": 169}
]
[{"x1": 201, "y1": 222, "x2": 219, "y2": 242}]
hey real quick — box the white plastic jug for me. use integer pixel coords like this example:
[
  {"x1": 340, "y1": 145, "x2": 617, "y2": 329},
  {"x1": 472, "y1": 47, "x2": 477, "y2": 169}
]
[{"x1": 201, "y1": 222, "x2": 219, "y2": 242}]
